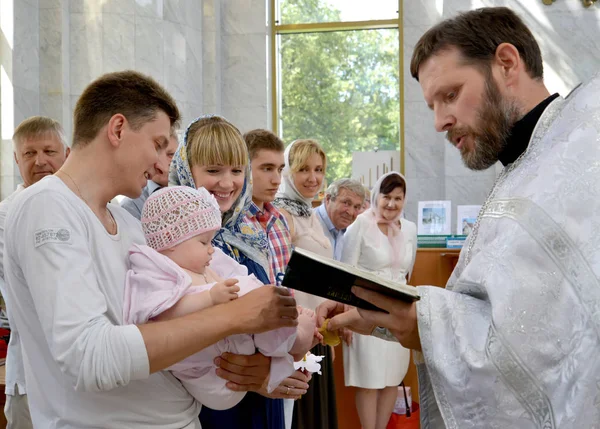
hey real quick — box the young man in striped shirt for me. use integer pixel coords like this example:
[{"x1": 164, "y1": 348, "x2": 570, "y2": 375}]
[
  {"x1": 244, "y1": 129, "x2": 293, "y2": 286},
  {"x1": 244, "y1": 129, "x2": 312, "y2": 429}
]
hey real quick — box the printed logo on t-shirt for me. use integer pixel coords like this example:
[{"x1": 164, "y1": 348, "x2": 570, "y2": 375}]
[{"x1": 34, "y1": 228, "x2": 72, "y2": 247}]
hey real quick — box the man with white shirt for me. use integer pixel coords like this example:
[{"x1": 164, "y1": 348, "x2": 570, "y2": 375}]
[
  {"x1": 0, "y1": 116, "x2": 70, "y2": 429},
  {"x1": 315, "y1": 178, "x2": 365, "y2": 260},
  {"x1": 120, "y1": 129, "x2": 178, "y2": 219},
  {"x1": 2, "y1": 71, "x2": 297, "y2": 428}
]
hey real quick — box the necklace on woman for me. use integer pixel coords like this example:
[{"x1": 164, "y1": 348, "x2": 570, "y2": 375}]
[{"x1": 58, "y1": 169, "x2": 117, "y2": 234}]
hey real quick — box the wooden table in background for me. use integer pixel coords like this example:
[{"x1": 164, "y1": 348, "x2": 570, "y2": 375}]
[{"x1": 333, "y1": 247, "x2": 461, "y2": 429}]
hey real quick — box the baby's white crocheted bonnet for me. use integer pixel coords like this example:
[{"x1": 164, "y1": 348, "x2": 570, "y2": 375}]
[{"x1": 141, "y1": 186, "x2": 221, "y2": 251}]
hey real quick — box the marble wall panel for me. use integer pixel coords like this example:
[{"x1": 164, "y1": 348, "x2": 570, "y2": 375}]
[
  {"x1": 222, "y1": 105, "x2": 268, "y2": 134},
  {"x1": 222, "y1": 0, "x2": 266, "y2": 35},
  {"x1": 202, "y1": 30, "x2": 218, "y2": 70},
  {"x1": 221, "y1": 34, "x2": 267, "y2": 108},
  {"x1": 39, "y1": 93, "x2": 63, "y2": 123},
  {"x1": 69, "y1": 0, "x2": 102, "y2": 14},
  {"x1": 39, "y1": 7, "x2": 63, "y2": 94},
  {"x1": 134, "y1": 16, "x2": 164, "y2": 84},
  {"x1": 184, "y1": 26, "x2": 203, "y2": 104},
  {"x1": 102, "y1": 13, "x2": 135, "y2": 73},
  {"x1": 202, "y1": 59, "x2": 218, "y2": 111},
  {"x1": 404, "y1": 0, "x2": 442, "y2": 27},
  {"x1": 163, "y1": 20, "x2": 188, "y2": 101},
  {"x1": 0, "y1": 130, "x2": 15, "y2": 198},
  {"x1": 103, "y1": 0, "x2": 135, "y2": 15},
  {"x1": 1, "y1": 139, "x2": 19, "y2": 198},
  {"x1": 403, "y1": 25, "x2": 431, "y2": 103},
  {"x1": 39, "y1": 0, "x2": 61, "y2": 9},
  {"x1": 164, "y1": 0, "x2": 202, "y2": 30},
  {"x1": 179, "y1": 100, "x2": 205, "y2": 130},
  {"x1": 135, "y1": 0, "x2": 164, "y2": 18},
  {"x1": 404, "y1": 101, "x2": 445, "y2": 178},
  {"x1": 13, "y1": 87, "x2": 40, "y2": 126},
  {"x1": 12, "y1": 1, "x2": 40, "y2": 92},
  {"x1": 69, "y1": 12, "x2": 103, "y2": 95},
  {"x1": 203, "y1": 0, "x2": 217, "y2": 27}
]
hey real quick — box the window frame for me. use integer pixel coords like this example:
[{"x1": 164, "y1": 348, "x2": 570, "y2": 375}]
[{"x1": 269, "y1": 0, "x2": 405, "y2": 174}]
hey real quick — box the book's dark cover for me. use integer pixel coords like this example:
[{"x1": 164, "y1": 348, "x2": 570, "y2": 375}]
[{"x1": 282, "y1": 248, "x2": 419, "y2": 312}]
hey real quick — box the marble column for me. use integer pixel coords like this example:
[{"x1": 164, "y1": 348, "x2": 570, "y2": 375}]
[
  {"x1": 402, "y1": 0, "x2": 446, "y2": 223},
  {"x1": 0, "y1": 0, "x2": 41, "y2": 198},
  {"x1": 220, "y1": 0, "x2": 269, "y2": 133}
]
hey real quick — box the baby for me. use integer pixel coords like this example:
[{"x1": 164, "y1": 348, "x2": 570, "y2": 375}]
[{"x1": 123, "y1": 186, "x2": 320, "y2": 411}]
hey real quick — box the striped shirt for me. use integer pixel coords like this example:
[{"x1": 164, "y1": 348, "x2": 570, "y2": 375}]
[{"x1": 246, "y1": 202, "x2": 293, "y2": 285}]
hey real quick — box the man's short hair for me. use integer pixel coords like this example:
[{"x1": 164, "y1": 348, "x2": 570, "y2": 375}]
[
  {"x1": 13, "y1": 116, "x2": 68, "y2": 150},
  {"x1": 410, "y1": 7, "x2": 543, "y2": 82},
  {"x1": 73, "y1": 70, "x2": 180, "y2": 148},
  {"x1": 326, "y1": 178, "x2": 366, "y2": 203},
  {"x1": 243, "y1": 129, "x2": 284, "y2": 160}
]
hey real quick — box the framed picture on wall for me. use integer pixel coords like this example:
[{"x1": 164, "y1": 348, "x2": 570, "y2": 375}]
[
  {"x1": 456, "y1": 205, "x2": 481, "y2": 235},
  {"x1": 417, "y1": 201, "x2": 452, "y2": 235}
]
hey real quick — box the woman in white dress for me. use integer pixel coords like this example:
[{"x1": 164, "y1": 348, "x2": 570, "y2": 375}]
[
  {"x1": 340, "y1": 172, "x2": 417, "y2": 429},
  {"x1": 273, "y1": 139, "x2": 337, "y2": 429}
]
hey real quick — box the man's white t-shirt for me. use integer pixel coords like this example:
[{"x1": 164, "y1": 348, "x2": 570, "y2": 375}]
[
  {"x1": 0, "y1": 184, "x2": 27, "y2": 396},
  {"x1": 3, "y1": 176, "x2": 200, "y2": 428}
]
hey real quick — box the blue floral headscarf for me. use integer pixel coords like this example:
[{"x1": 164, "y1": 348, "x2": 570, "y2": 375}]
[{"x1": 171, "y1": 115, "x2": 271, "y2": 283}]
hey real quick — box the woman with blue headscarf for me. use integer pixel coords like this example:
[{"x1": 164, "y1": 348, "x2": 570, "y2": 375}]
[
  {"x1": 171, "y1": 116, "x2": 271, "y2": 284},
  {"x1": 171, "y1": 115, "x2": 287, "y2": 429}
]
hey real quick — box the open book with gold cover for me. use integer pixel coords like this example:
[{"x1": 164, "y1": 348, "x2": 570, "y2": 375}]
[{"x1": 282, "y1": 247, "x2": 419, "y2": 312}]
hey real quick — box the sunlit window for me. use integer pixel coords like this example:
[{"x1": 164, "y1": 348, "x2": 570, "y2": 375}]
[{"x1": 272, "y1": 0, "x2": 402, "y2": 183}]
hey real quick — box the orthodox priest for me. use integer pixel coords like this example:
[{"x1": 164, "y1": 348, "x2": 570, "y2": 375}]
[{"x1": 316, "y1": 7, "x2": 600, "y2": 428}]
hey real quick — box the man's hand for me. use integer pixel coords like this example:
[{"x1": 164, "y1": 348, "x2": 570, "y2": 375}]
[
  {"x1": 258, "y1": 370, "x2": 311, "y2": 400},
  {"x1": 210, "y1": 278, "x2": 240, "y2": 304},
  {"x1": 352, "y1": 287, "x2": 421, "y2": 351},
  {"x1": 230, "y1": 286, "x2": 298, "y2": 334},
  {"x1": 315, "y1": 300, "x2": 375, "y2": 335},
  {"x1": 215, "y1": 352, "x2": 271, "y2": 392}
]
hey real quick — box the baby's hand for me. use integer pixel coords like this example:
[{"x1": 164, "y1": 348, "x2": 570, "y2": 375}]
[
  {"x1": 314, "y1": 327, "x2": 324, "y2": 345},
  {"x1": 210, "y1": 278, "x2": 240, "y2": 304},
  {"x1": 298, "y1": 305, "x2": 315, "y2": 319}
]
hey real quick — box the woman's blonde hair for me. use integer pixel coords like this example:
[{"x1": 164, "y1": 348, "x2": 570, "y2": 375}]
[
  {"x1": 289, "y1": 139, "x2": 327, "y2": 173},
  {"x1": 187, "y1": 119, "x2": 248, "y2": 167}
]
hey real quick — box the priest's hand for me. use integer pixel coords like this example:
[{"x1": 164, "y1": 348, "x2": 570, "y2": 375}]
[
  {"x1": 315, "y1": 300, "x2": 375, "y2": 336},
  {"x1": 215, "y1": 352, "x2": 271, "y2": 392},
  {"x1": 352, "y1": 287, "x2": 421, "y2": 351}
]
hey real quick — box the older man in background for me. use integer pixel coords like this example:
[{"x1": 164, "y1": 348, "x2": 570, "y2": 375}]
[
  {"x1": 0, "y1": 116, "x2": 70, "y2": 429},
  {"x1": 315, "y1": 178, "x2": 365, "y2": 261}
]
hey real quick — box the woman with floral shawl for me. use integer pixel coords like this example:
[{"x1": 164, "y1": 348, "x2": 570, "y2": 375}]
[{"x1": 171, "y1": 115, "x2": 284, "y2": 429}]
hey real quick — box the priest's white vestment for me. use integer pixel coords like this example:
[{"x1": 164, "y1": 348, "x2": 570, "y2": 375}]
[{"x1": 416, "y1": 73, "x2": 600, "y2": 428}]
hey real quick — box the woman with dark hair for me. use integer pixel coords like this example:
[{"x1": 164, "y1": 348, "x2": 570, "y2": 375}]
[{"x1": 340, "y1": 172, "x2": 417, "y2": 429}]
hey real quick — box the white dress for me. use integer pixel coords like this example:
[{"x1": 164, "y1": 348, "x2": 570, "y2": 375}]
[{"x1": 341, "y1": 213, "x2": 417, "y2": 389}]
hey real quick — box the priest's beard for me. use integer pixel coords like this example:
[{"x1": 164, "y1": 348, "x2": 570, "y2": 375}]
[{"x1": 448, "y1": 76, "x2": 521, "y2": 171}]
